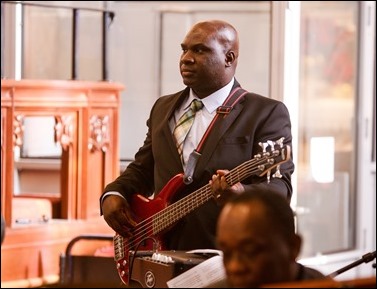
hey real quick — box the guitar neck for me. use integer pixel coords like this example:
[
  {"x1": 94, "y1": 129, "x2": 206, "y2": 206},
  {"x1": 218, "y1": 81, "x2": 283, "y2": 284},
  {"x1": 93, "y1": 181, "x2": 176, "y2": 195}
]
[
  {"x1": 152, "y1": 184, "x2": 213, "y2": 234},
  {"x1": 224, "y1": 157, "x2": 264, "y2": 185},
  {"x1": 152, "y1": 157, "x2": 263, "y2": 234}
]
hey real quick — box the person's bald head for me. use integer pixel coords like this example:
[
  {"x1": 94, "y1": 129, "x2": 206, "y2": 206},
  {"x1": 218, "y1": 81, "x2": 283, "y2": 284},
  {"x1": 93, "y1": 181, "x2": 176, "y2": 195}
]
[
  {"x1": 190, "y1": 20, "x2": 239, "y2": 60},
  {"x1": 180, "y1": 20, "x2": 239, "y2": 97},
  {"x1": 216, "y1": 187, "x2": 301, "y2": 288}
]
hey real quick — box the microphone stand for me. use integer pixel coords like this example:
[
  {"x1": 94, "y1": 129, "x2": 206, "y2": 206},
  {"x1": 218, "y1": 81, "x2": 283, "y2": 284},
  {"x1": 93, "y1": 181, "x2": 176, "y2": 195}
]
[{"x1": 327, "y1": 250, "x2": 376, "y2": 278}]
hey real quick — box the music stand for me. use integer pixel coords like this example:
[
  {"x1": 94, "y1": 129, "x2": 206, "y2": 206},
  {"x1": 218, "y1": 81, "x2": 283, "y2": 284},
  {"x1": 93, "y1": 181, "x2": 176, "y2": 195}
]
[{"x1": 327, "y1": 250, "x2": 376, "y2": 278}]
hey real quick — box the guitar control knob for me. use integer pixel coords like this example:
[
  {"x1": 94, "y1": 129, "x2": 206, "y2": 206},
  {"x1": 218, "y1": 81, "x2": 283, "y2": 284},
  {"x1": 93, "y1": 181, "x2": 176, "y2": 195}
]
[{"x1": 151, "y1": 252, "x2": 174, "y2": 263}]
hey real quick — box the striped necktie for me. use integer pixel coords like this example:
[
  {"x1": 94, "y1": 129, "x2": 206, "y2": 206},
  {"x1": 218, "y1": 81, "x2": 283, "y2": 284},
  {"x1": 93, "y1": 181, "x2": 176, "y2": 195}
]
[{"x1": 173, "y1": 99, "x2": 204, "y2": 161}]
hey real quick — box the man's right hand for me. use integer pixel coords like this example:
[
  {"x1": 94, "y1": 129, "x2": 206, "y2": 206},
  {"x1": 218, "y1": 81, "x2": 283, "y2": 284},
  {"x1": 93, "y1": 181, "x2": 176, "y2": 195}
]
[{"x1": 101, "y1": 195, "x2": 137, "y2": 238}]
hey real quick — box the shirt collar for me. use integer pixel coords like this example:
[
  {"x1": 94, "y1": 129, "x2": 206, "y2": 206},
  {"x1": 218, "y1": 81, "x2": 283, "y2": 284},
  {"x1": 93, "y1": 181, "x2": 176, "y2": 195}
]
[{"x1": 186, "y1": 78, "x2": 235, "y2": 114}]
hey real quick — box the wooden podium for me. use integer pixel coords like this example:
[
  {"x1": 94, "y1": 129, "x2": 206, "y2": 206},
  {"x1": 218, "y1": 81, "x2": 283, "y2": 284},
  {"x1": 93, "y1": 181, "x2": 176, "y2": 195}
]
[{"x1": 1, "y1": 79, "x2": 124, "y2": 286}]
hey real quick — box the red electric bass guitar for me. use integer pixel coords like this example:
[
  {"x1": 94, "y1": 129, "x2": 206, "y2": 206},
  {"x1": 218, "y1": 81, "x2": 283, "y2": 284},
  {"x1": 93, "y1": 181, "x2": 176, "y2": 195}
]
[{"x1": 113, "y1": 140, "x2": 291, "y2": 285}]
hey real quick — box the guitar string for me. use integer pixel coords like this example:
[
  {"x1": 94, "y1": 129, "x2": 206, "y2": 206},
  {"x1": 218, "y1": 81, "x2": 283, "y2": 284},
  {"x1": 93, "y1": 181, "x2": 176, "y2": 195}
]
[{"x1": 122, "y1": 152, "x2": 282, "y2": 250}]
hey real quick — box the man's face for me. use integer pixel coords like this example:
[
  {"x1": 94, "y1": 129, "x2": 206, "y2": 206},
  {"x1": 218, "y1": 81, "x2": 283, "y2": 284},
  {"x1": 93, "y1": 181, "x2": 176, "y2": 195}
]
[
  {"x1": 217, "y1": 202, "x2": 294, "y2": 288},
  {"x1": 179, "y1": 25, "x2": 229, "y2": 97}
]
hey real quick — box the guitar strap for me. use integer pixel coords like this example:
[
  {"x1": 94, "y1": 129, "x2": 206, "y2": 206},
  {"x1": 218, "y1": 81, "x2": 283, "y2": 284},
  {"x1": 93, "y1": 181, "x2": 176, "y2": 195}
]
[{"x1": 183, "y1": 86, "x2": 248, "y2": 184}]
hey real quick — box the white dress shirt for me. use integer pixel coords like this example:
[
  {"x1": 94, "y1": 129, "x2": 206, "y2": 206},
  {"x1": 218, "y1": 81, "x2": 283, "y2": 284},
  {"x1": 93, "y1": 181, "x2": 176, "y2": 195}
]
[{"x1": 170, "y1": 78, "x2": 234, "y2": 169}]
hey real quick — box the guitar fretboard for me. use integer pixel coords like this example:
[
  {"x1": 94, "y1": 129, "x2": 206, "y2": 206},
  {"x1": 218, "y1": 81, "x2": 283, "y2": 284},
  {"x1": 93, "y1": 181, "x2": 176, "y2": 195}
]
[{"x1": 151, "y1": 154, "x2": 272, "y2": 234}]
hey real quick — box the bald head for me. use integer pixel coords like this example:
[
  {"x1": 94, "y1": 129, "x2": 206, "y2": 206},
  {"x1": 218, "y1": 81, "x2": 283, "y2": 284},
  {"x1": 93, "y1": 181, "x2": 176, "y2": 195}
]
[
  {"x1": 219, "y1": 187, "x2": 296, "y2": 242},
  {"x1": 190, "y1": 20, "x2": 239, "y2": 60},
  {"x1": 216, "y1": 187, "x2": 302, "y2": 288},
  {"x1": 180, "y1": 20, "x2": 240, "y2": 97}
]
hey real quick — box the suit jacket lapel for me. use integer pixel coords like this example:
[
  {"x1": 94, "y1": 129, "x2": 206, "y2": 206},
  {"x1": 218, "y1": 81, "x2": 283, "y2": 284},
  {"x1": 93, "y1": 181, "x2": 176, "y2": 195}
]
[
  {"x1": 194, "y1": 100, "x2": 245, "y2": 176},
  {"x1": 194, "y1": 81, "x2": 246, "y2": 176},
  {"x1": 162, "y1": 88, "x2": 190, "y2": 169},
  {"x1": 161, "y1": 82, "x2": 246, "y2": 175}
]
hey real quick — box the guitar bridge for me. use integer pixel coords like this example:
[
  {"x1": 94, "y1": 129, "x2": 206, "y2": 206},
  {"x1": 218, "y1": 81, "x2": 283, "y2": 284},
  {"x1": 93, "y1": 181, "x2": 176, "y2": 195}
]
[{"x1": 113, "y1": 234, "x2": 124, "y2": 261}]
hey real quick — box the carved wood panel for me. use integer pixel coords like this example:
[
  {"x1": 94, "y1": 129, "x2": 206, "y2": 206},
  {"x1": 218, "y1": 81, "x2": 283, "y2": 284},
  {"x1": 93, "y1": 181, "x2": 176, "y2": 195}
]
[{"x1": 1, "y1": 79, "x2": 124, "y2": 224}]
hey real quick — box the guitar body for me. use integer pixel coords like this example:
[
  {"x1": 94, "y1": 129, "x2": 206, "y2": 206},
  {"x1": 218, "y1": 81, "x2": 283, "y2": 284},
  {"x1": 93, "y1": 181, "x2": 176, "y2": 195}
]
[
  {"x1": 114, "y1": 173, "x2": 186, "y2": 285},
  {"x1": 131, "y1": 173, "x2": 185, "y2": 223}
]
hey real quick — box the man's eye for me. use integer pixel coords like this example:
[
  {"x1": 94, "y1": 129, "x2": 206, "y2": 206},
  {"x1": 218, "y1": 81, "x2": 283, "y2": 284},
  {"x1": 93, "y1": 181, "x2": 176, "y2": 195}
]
[{"x1": 243, "y1": 245, "x2": 263, "y2": 257}]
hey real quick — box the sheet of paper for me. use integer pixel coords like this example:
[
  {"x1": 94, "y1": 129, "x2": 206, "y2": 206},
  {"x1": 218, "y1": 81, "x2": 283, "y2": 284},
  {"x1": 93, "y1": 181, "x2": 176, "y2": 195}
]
[
  {"x1": 166, "y1": 254, "x2": 226, "y2": 288},
  {"x1": 186, "y1": 249, "x2": 223, "y2": 255}
]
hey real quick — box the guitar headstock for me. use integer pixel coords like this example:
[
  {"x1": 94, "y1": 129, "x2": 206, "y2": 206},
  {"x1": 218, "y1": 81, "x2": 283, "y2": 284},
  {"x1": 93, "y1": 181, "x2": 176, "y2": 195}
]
[{"x1": 256, "y1": 137, "x2": 291, "y2": 182}]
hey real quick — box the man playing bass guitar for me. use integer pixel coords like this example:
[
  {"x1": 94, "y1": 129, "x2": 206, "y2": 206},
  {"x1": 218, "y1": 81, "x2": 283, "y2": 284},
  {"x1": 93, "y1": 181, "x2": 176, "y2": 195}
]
[{"x1": 100, "y1": 19, "x2": 295, "y2": 285}]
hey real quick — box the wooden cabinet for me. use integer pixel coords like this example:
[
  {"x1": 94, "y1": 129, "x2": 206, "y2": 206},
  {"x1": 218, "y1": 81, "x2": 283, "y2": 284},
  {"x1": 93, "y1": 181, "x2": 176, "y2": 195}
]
[{"x1": 1, "y1": 79, "x2": 124, "y2": 285}]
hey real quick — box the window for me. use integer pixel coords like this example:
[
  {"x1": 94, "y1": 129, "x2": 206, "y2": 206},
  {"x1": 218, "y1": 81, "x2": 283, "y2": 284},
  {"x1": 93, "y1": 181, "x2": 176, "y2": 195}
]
[{"x1": 296, "y1": 1, "x2": 358, "y2": 258}]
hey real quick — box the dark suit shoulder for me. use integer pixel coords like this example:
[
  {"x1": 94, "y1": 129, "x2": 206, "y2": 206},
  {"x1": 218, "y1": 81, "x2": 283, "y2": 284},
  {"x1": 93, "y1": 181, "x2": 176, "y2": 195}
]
[
  {"x1": 157, "y1": 87, "x2": 189, "y2": 103},
  {"x1": 243, "y1": 91, "x2": 284, "y2": 106},
  {"x1": 296, "y1": 263, "x2": 327, "y2": 281},
  {"x1": 150, "y1": 88, "x2": 189, "y2": 119}
]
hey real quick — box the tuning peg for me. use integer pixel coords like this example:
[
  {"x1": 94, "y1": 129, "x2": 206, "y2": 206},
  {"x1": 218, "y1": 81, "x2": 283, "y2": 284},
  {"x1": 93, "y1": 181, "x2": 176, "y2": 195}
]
[
  {"x1": 275, "y1": 137, "x2": 285, "y2": 148},
  {"x1": 258, "y1": 141, "x2": 269, "y2": 153},
  {"x1": 267, "y1": 140, "x2": 275, "y2": 151},
  {"x1": 273, "y1": 165, "x2": 283, "y2": 178}
]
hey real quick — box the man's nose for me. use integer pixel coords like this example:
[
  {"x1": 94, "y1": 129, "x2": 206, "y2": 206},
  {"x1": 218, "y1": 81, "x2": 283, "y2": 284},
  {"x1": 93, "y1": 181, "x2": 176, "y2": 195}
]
[
  {"x1": 226, "y1": 252, "x2": 246, "y2": 273},
  {"x1": 181, "y1": 51, "x2": 194, "y2": 64}
]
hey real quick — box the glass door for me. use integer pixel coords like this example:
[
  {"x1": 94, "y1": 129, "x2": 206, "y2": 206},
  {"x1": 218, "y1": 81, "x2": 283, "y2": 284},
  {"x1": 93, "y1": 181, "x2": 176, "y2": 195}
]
[{"x1": 296, "y1": 1, "x2": 360, "y2": 258}]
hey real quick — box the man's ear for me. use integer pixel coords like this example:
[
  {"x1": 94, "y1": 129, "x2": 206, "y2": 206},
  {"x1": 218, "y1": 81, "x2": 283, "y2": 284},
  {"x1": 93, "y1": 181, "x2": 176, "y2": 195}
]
[{"x1": 225, "y1": 51, "x2": 236, "y2": 67}]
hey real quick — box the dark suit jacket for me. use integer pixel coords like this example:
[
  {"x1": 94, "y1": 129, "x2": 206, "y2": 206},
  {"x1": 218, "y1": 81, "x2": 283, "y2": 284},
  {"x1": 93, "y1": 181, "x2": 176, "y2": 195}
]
[{"x1": 102, "y1": 79, "x2": 294, "y2": 250}]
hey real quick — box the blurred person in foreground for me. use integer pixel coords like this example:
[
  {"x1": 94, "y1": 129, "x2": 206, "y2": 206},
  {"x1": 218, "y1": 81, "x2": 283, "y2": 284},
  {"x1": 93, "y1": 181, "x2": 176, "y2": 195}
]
[{"x1": 209, "y1": 186, "x2": 328, "y2": 288}]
